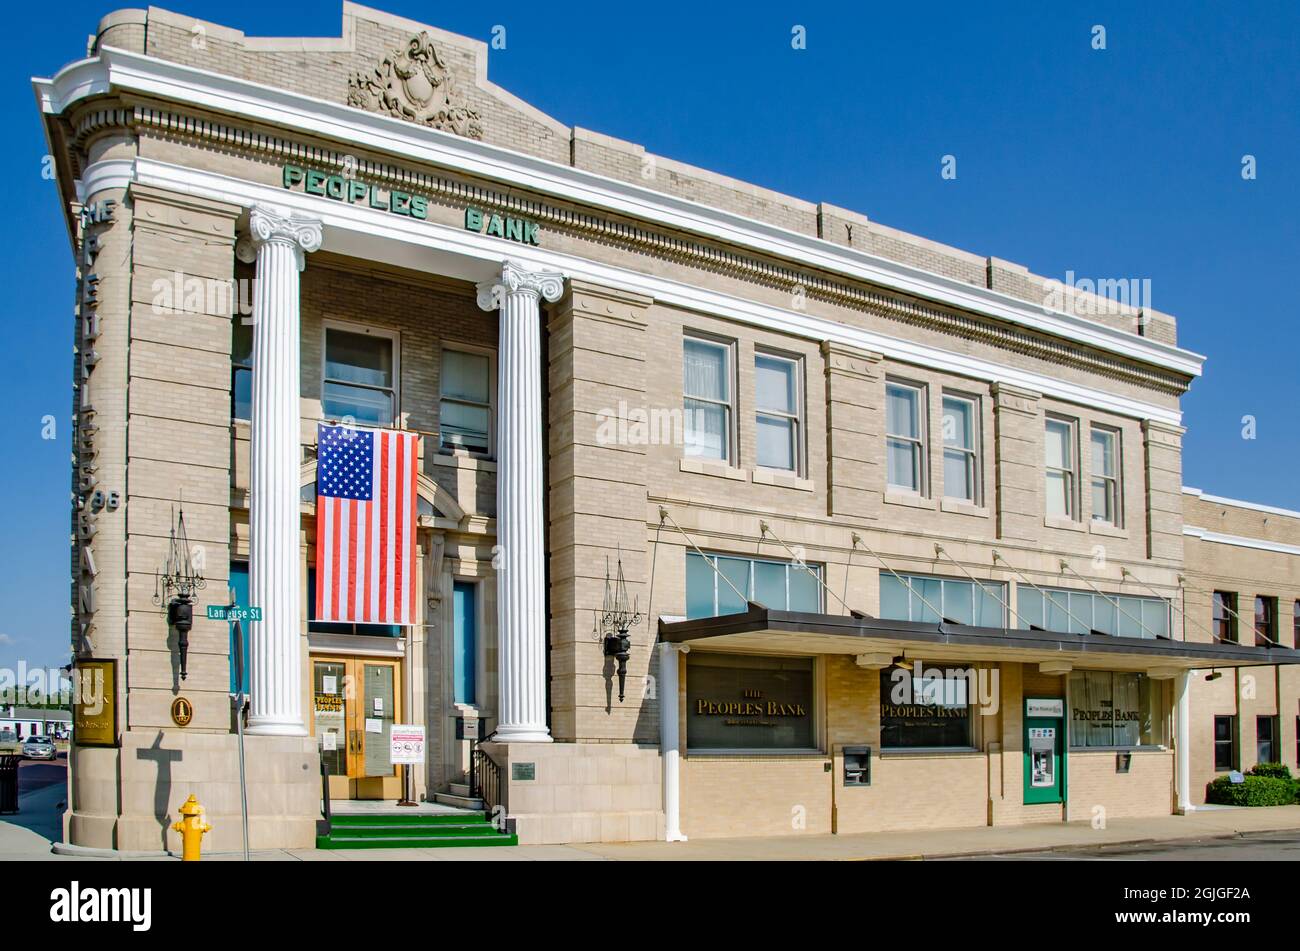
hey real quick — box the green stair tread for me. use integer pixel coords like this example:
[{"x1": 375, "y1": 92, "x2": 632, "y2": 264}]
[
  {"x1": 331, "y1": 824, "x2": 499, "y2": 837},
  {"x1": 329, "y1": 813, "x2": 487, "y2": 826},
  {"x1": 316, "y1": 833, "x2": 518, "y2": 849}
]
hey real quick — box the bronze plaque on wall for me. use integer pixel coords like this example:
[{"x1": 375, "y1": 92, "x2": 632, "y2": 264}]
[{"x1": 72, "y1": 658, "x2": 117, "y2": 747}]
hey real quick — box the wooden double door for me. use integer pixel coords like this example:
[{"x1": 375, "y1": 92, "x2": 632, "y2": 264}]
[{"x1": 311, "y1": 656, "x2": 403, "y2": 800}]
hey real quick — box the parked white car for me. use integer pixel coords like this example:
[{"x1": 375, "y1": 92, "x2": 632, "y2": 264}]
[{"x1": 20, "y1": 736, "x2": 56, "y2": 761}]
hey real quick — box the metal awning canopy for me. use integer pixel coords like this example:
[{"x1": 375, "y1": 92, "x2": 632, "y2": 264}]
[{"x1": 658, "y1": 603, "x2": 1300, "y2": 673}]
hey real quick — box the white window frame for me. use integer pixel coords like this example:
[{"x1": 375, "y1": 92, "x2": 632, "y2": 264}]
[
  {"x1": 941, "y1": 392, "x2": 980, "y2": 504},
  {"x1": 682, "y1": 332, "x2": 738, "y2": 464},
  {"x1": 1089, "y1": 424, "x2": 1122, "y2": 526},
  {"x1": 1044, "y1": 414, "x2": 1079, "y2": 520},
  {"x1": 438, "y1": 343, "x2": 497, "y2": 458},
  {"x1": 886, "y1": 379, "x2": 928, "y2": 494},
  {"x1": 320, "y1": 319, "x2": 400, "y2": 428},
  {"x1": 753, "y1": 348, "x2": 804, "y2": 476}
]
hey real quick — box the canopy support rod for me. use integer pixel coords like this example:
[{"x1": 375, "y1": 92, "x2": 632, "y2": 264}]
[
  {"x1": 991, "y1": 551, "x2": 1093, "y2": 635},
  {"x1": 758, "y1": 520, "x2": 863, "y2": 618}
]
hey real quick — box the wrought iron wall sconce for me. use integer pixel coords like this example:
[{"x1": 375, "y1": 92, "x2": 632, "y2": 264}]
[
  {"x1": 592, "y1": 552, "x2": 642, "y2": 702},
  {"x1": 153, "y1": 504, "x2": 206, "y2": 680}
]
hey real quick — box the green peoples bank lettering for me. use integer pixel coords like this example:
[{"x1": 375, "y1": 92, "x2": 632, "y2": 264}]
[
  {"x1": 279, "y1": 165, "x2": 541, "y2": 245},
  {"x1": 282, "y1": 165, "x2": 429, "y2": 218}
]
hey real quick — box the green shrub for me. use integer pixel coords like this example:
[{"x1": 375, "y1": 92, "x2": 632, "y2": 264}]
[
  {"x1": 1248, "y1": 762, "x2": 1293, "y2": 781},
  {"x1": 1206, "y1": 774, "x2": 1296, "y2": 806}
]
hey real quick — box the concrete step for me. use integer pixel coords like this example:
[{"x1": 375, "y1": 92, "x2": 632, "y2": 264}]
[
  {"x1": 449, "y1": 782, "x2": 472, "y2": 797},
  {"x1": 433, "y1": 791, "x2": 486, "y2": 810}
]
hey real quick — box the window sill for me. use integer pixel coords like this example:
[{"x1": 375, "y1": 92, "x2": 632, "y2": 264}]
[
  {"x1": 1043, "y1": 515, "x2": 1086, "y2": 533},
  {"x1": 752, "y1": 468, "x2": 814, "y2": 492},
  {"x1": 685, "y1": 749, "x2": 826, "y2": 759},
  {"x1": 940, "y1": 498, "x2": 989, "y2": 518},
  {"x1": 879, "y1": 748, "x2": 981, "y2": 758},
  {"x1": 884, "y1": 490, "x2": 936, "y2": 510},
  {"x1": 1088, "y1": 519, "x2": 1128, "y2": 539},
  {"x1": 680, "y1": 457, "x2": 748, "y2": 481},
  {"x1": 430, "y1": 452, "x2": 497, "y2": 472}
]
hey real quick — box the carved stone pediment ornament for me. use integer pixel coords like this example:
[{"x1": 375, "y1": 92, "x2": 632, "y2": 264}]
[{"x1": 347, "y1": 31, "x2": 484, "y2": 139}]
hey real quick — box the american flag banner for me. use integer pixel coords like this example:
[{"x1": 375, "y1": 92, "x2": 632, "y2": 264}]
[{"x1": 315, "y1": 423, "x2": 420, "y2": 626}]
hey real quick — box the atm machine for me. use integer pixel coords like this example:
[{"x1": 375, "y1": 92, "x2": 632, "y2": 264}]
[{"x1": 1023, "y1": 698, "x2": 1065, "y2": 805}]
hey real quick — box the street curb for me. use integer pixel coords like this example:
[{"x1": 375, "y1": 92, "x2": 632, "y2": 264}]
[{"x1": 845, "y1": 826, "x2": 1300, "y2": 861}]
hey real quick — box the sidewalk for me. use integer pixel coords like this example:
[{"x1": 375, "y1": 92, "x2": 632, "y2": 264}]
[{"x1": 8, "y1": 799, "x2": 1300, "y2": 860}]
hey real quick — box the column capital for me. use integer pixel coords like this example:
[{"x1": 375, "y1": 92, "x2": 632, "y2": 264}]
[
  {"x1": 476, "y1": 259, "x2": 564, "y2": 311},
  {"x1": 236, "y1": 204, "x2": 323, "y2": 272}
]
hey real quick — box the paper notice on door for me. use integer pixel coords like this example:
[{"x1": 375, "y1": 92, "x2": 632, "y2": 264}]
[
  {"x1": 365, "y1": 718, "x2": 382, "y2": 734},
  {"x1": 322, "y1": 731, "x2": 338, "y2": 751},
  {"x1": 373, "y1": 697, "x2": 383, "y2": 713},
  {"x1": 322, "y1": 675, "x2": 337, "y2": 695}
]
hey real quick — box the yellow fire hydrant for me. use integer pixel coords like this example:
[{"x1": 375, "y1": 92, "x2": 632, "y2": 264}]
[{"x1": 171, "y1": 794, "x2": 212, "y2": 862}]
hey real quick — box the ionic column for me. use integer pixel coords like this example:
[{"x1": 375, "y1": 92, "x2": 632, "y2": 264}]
[
  {"x1": 476, "y1": 261, "x2": 564, "y2": 743},
  {"x1": 236, "y1": 205, "x2": 322, "y2": 736}
]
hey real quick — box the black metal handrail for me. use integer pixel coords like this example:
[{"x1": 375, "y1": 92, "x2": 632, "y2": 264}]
[{"x1": 470, "y1": 736, "x2": 501, "y2": 816}]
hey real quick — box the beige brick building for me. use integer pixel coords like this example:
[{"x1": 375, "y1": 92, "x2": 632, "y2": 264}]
[{"x1": 34, "y1": 3, "x2": 1300, "y2": 851}]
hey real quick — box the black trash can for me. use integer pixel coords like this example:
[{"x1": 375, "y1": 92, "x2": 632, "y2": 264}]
[{"x1": 0, "y1": 755, "x2": 19, "y2": 814}]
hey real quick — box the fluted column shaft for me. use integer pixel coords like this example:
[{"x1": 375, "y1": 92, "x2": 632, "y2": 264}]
[
  {"x1": 477, "y1": 261, "x2": 563, "y2": 743},
  {"x1": 236, "y1": 205, "x2": 322, "y2": 736}
]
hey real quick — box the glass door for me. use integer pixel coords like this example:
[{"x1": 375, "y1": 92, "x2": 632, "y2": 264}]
[
  {"x1": 355, "y1": 661, "x2": 400, "y2": 799},
  {"x1": 313, "y1": 660, "x2": 350, "y2": 801},
  {"x1": 311, "y1": 657, "x2": 402, "y2": 800}
]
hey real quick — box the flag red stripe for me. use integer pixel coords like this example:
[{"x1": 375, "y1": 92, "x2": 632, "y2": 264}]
[
  {"x1": 330, "y1": 497, "x2": 342, "y2": 621},
  {"x1": 378, "y1": 431, "x2": 390, "y2": 624},
  {"x1": 361, "y1": 498, "x2": 372, "y2": 624},
  {"x1": 395, "y1": 433, "x2": 405, "y2": 623},
  {"x1": 315, "y1": 500, "x2": 325, "y2": 621},
  {"x1": 409, "y1": 440, "x2": 418, "y2": 623},
  {"x1": 347, "y1": 498, "x2": 358, "y2": 622}
]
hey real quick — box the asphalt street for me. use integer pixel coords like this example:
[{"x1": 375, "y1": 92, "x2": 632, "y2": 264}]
[{"x1": 942, "y1": 829, "x2": 1300, "y2": 860}]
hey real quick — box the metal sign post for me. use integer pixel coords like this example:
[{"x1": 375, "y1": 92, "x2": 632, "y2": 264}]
[{"x1": 230, "y1": 611, "x2": 250, "y2": 863}]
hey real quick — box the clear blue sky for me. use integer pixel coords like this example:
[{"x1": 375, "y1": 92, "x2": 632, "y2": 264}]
[{"x1": 4, "y1": 1, "x2": 1297, "y2": 671}]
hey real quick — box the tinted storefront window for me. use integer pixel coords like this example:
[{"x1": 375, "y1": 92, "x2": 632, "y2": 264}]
[
  {"x1": 1069, "y1": 670, "x2": 1166, "y2": 748},
  {"x1": 686, "y1": 653, "x2": 816, "y2": 751},
  {"x1": 879, "y1": 665, "x2": 974, "y2": 749}
]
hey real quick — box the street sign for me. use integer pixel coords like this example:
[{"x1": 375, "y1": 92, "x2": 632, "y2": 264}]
[{"x1": 207, "y1": 605, "x2": 263, "y2": 622}]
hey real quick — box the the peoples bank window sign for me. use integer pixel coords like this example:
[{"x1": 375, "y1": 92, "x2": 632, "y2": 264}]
[
  {"x1": 686, "y1": 653, "x2": 815, "y2": 751},
  {"x1": 279, "y1": 165, "x2": 540, "y2": 245}
]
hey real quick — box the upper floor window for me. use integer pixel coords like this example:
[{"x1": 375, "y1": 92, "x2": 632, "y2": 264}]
[
  {"x1": 941, "y1": 394, "x2": 979, "y2": 503},
  {"x1": 886, "y1": 381, "x2": 926, "y2": 493},
  {"x1": 322, "y1": 325, "x2": 396, "y2": 427},
  {"x1": 754, "y1": 352, "x2": 802, "y2": 473},
  {"x1": 439, "y1": 348, "x2": 492, "y2": 454},
  {"x1": 880, "y1": 572, "x2": 1005, "y2": 627},
  {"x1": 232, "y1": 318, "x2": 253, "y2": 421},
  {"x1": 685, "y1": 551, "x2": 821, "y2": 619},
  {"x1": 1255, "y1": 596, "x2": 1277, "y2": 646},
  {"x1": 1090, "y1": 426, "x2": 1121, "y2": 525},
  {"x1": 1212, "y1": 591, "x2": 1238, "y2": 643},
  {"x1": 1044, "y1": 416, "x2": 1078, "y2": 519},
  {"x1": 1018, "y1": 585, "x2": 1169, "y2": 639},
  {"x1": 683, "y1": 336, "x2": 734, "y2": 462}
]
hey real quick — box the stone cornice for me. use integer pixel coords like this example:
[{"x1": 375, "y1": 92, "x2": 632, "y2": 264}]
[{"x1": 64, "y1": 98, "x2": 1190, "y2": 399}]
